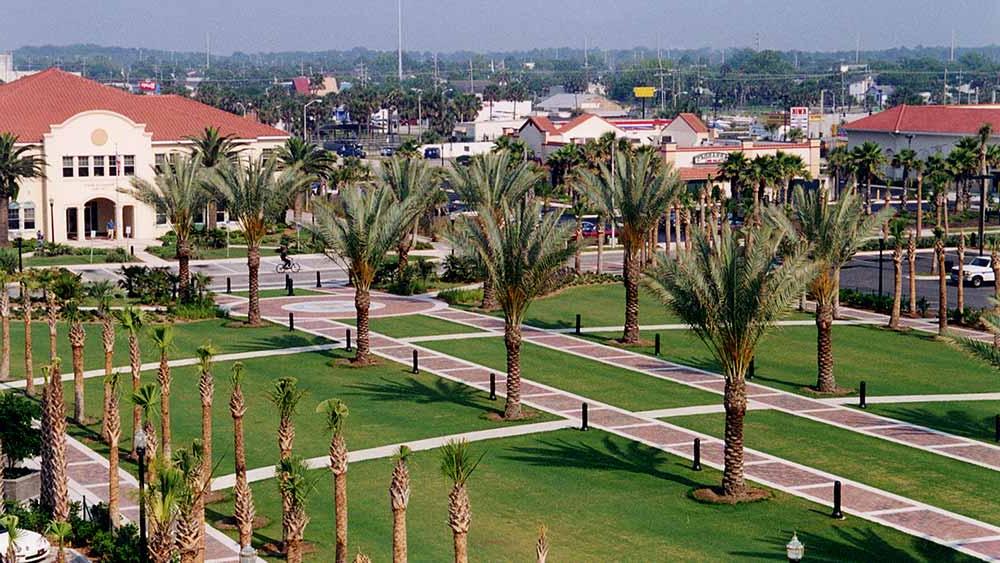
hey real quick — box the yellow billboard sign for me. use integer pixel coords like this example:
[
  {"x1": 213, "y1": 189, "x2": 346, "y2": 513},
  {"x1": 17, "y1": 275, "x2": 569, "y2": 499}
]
[{"x1": 633, "y1": 86, "x2": 656, "y2": 98}]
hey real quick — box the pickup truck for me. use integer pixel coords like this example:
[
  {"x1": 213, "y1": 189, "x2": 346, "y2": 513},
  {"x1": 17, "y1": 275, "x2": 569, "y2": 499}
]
[{"x1": 951, "y1": 255, "x2": 995, "y2": 287}]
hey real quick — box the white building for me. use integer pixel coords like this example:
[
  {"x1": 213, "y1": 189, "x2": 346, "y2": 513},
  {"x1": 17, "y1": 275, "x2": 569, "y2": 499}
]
[
  {"x1": 517, "y1": 113, "x2": 712, "y2": 159},
  {"x1": 0, "y1": 69, "x2": 288, "y2": 242},
  {"x1": 664, "y1": 140, "x2": 822, "y2": 194}
]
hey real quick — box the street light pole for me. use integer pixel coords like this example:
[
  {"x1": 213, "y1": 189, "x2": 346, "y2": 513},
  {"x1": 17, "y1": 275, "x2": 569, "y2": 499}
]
[
  {"x1": 878, "y1": 235, "x2": 885, "y2": 297},
  {"x1": 134, "y1": 428, "x2": 149, "y2": 563},
  {"x1": 48, "y1": 198, "x2": 54, "y2": 244},
  {"x1": 973, "y1": 174, "x2": 992, "y2": 255}
]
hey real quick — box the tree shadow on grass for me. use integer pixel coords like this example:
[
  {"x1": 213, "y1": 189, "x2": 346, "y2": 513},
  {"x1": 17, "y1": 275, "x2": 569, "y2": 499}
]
[
  {"x1": 223, "y1": 332, "x2": 336, "y2": 354},
  {"x1": 729, "y1": 527, "x2": 968, "y2": 562},
  {"x1": 345, "y1": 376, "x2": 496, "y2": 414},
  {"x1": 868, "y1": 406, "x2": 993, "y2": 443},
  {"x1": 500, "y1": 435, "x2": 705, "y2": 490}
]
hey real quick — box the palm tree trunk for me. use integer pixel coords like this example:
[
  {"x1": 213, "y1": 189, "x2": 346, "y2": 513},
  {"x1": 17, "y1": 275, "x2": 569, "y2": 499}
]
[
  {"x1": 0, "y1": 291, "x2": 9, "y2": 381},
  {"x1": 177, "y1": 238, "x2": 191, "y2": 301},
  {"x1": 335, "y1": 471, "x2": 348, "y2": 563},
  {"x1": 354, "y1": 285, "x2": 372, "y2": 364},
  {"x1": 908, "y1": 234, "x2": 918, "y2": 317},
  {"x1": 504, "y1": 318, "x2": 523, "y2": 419},
  {"x1": 956, "y1": 234, "x2": 965, "y2": 323},
  {"x1": 247, "y1": 246, "x2": 262, "y2": 325},
  {"x1": 865, "y1": 176, "x2": 873, "y2": 215},
  {"x1": 721, "y1": 375, "x2": 747, "y2": 498},
  {"x1": 129, "y1": 333, "x2": 141, "y2": 460},
  {"x1": 396, "y1": 221, "x2": 416, "y2": 278},
  {"x1": 23, "y1": 290, "x2": 33, "y2": 396},
  {"x1": 0, "y1": 194, "x2": 10, "y2": 247},
  {"x1": 480, "y1": 275, "x2": 498, "y2": 310},
  {"x1": 158, "y1": 351, "x2": 171, "y2": 459},
  {"x1": 232, "y1": 409, "x2": 255, "y2": 549},
  {"x1": 596, "y1": 220, "x2": 604, "y2": 274},
  {"x1": 574, "y1": 216, "x2": 582, "y2": 275},
  {"x1": 452, "y1": 532, "x2": 469, "y2": 563},
  {"x1": 622, "y1": 244, "x2": 641, "y2": 344},
  {"x1": 199, "y1": 386, "x2": 212, "y2": 562},
  {"x1": 916, "y1": 174, "x2": 924, "y2": 236},
  {"x1": 107, "y1": 391, "x2": 121, "y2": 529},
  {"x1": 890, "y1": 248, "x2": 902, "y2": 329},
  {"x1": 937, "y1": 243, "x2": 948, "y2": 336},
  {"x1": 673, "y1": 204, "x2": 682, "y2": 256},
  {"x1": 72, "y1": 343, "x2": 84, "y2": 422},
  {"x1": 832, "y1": 266, "x2": 842, "y2": 319},
  {"x1": 100, "y1": 319, "x2": 113, "y2": 442},
  {"x1": 46, "y1": 293, "x2": 57, "y2": 361},
  {"x1": 392, "y1": 508, "x2": 407, "y2": 563},
  {"x1": 286, "y1": 538, "x2": 303, "y2": 563},
  {"x1": 816, "y1": 298, "x2": 836, "y2": 393}
]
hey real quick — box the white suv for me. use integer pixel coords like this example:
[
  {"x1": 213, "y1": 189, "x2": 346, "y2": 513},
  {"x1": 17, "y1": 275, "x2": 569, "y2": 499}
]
[{"x1": 951, "y1": 255, "x2": 996, "y2": 288}]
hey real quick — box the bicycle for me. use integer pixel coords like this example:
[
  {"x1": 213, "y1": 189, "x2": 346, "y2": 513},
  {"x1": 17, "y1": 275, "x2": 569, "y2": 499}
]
[{"x1": 275, "y1": 259, "x2": 301, "y2": 274}]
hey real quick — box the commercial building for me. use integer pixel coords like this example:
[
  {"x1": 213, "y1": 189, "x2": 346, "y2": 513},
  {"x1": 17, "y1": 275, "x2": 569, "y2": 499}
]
[
  {"x1": 535, "y1": 92, "x2": 627, "y2": 118},
  {"x1": 0, "y1": 69, "x2": 288, "y2": 242},
  {"x1": 663, "y1": 140, "x2": 822, "y2": 195}
]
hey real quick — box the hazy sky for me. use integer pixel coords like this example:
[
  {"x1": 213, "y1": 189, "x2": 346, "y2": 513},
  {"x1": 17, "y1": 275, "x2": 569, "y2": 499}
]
[{"x1": 2, "y1": 0, "x2": 998, "y2": 54}]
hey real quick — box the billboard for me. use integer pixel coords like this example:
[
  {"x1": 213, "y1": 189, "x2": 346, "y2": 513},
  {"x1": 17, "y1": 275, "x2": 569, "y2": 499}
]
[
  {"x1": 138, "y1": 80, "x2": 158, "y2": 93},
  {"x1": 789, "y1": 106, "x2": 809, "y2": 132},
  {"x1": 633, "y1": 86, "x2": 656, "y2": 98}
]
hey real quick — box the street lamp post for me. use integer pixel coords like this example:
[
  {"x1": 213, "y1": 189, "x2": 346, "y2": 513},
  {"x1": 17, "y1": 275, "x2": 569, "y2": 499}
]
[
  {"x1": 303, "y1": 99, "x2": 321, "y2": 142},
  {"x1": 972, "y1": 174, "x2": 993, "y2": 255},
  {"x1": 16, "y1": 238, "x2": 22, "y2": 272},
  {"x1": 878, "y1": 235, "x2": 885, "y2": 297},
  {"x1": 134, "y1": 428, "x2": 149, "y2": 563},
  {"x1": 48, "y1": 198, "x2": 54, "y2": 244}
]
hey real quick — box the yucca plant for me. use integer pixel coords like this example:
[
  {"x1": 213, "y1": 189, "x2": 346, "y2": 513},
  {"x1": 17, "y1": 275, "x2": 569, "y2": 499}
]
[
  {"x1": 317, "y1": 398, "x2": 350, "y2": 563},
  {"x1": 440, "y1": 440, "x2": 484, "y2": 563},
  {"x1": 1, "y1": 514, "x2": 22, "y2": 563},
  {"x1": 45, "y1": 519, "x2": 72, "y2": 563}
]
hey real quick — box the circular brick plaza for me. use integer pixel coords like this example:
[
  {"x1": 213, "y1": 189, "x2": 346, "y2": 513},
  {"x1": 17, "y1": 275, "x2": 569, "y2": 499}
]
[{"x1": 224, "y1": 287, "x2": 446, "y2": 320}]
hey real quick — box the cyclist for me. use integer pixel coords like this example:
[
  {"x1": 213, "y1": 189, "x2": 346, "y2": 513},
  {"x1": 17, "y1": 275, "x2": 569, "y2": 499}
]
[{"x1": 279, "y1": 244, "x2": 292, "y2": 271}]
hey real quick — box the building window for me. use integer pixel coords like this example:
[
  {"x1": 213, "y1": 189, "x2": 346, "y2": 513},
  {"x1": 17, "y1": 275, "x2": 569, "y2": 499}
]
[
  {"x1": 78, "y1": 156, "x2": 90, "y2": 177},
  {"x1": 123, "y1": 155, "x2": 135, "y2": 176},
  {"x1": 93, "y1": 156, "x2": 105, "y2": 177},
  {"x1": 108, "y1": 155, "x2": 118, "y2": 176},
  {"x1": 155, "y1": 154, "x2": 166, "y2": 173},
  {"x1": 7, "y1": 204, "x2": 19, "y2": 231},
  {"x1": 62, "y1": 157, "x2": 74, "y2": 177},
  {"x1": 22, "y1": 204, "x2": 35, "y2": 230},
  {"x1": 156, "y1": 211, "x2": 167, "y2": 225}
]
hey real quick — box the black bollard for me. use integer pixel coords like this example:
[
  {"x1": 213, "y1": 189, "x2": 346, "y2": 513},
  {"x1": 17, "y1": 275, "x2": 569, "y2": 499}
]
[
  {"x1": 654, "y1": 333, "x2": 661, "y2": 356},
  {"x1": 287, "y1": 276, "x2": 294, "y2": 297},
  {"x1": 832, "y1": 480, "x2": 845, "y2": 519},
  {"x1": 489, "y1": 374, "x2": 496, "y2": 400},
  {"x1": 226, "y1": 277, "x2": 231, "y2": 294},
  {"x1": 412, "y1": 349, "x2": 418, "y2": 374},
  {"x1": 581, "y1": 403, "x2": 589, "y2": 431},
  {"x1": 859, "y1": 381, "x2": 867, "y2": 409},
  {"x1": 575, "y1": 313, "x2": 581, "y2": 335},
  {"x1": 288, "y1": 312, "x2": 294, "y2": 332},
  {"x1": 316, "y1": 270, "x2": 322, "y2": 288},
  {"x1": 346, "y1": 329, "x2": 352, "y2": 351},
  {"x1": 693, "y1": 438, "x2": 702, "y2": 470},
  {"x1": 748, "y1": 357, "x2": 755, "y2": 380},
  {"x1": 129, "y1": 245, "x2": 134, "y2": 256}
]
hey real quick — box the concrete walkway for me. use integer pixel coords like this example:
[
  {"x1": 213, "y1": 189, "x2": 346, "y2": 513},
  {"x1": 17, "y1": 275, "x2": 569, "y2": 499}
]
[{"x1": 256, "y1": 306, "x2": 1000, "y2": 561}]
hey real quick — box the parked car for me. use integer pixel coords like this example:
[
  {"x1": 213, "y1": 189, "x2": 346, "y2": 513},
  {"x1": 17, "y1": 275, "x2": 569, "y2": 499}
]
[
  {"x1": 379, "y1": 146, "x2": 395, "y2": 157},
  {"x1": 455, "y1": 154, "x2": 472, "y2": 166},
  {"x1": 424, "y1": 147, "x2": 441, "y2": 160},
  {"x1": 951, "y1": 255, "x2": 995, "y2": 288},
  {"x1": 335, "y1": 144, "x2": 366, "y2": 158},
  {"x1": 0, "y1": 527, "x2": 51, "y2": 563}
]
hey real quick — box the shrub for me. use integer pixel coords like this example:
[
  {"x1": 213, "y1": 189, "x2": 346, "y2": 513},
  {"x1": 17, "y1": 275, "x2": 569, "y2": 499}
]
[
  {"x1": 438, "y1": 287, "x2": 483, "y2": 306},
  {"x1": 168, "y1": 300, "x2": 220, "y2": 320},
  {"x1": 118, "y1": 265, "x2": 177, "y2": 304},
  {"x1": 38, "y1": 242, "x2": 74, "y2": 256},
  {"x1": 104, "y1": 247, "x2": 131, "y2": 263},
  {"x1": 916, "y1": 297, "x2": 930, "y2": 317},
  {"x1": 414, "y1": 241, "x2": 434, "y2": 251},
  {"x1": 0, "y1": 392, "x2": 41, "y2": 471},
  {"x1": 0, "y1": 248, "x2": 17, "y2": 274},
  {"x1": 195, "y1": 228, "x2": 228, "y2": 249},
  {"x1": 839, "y1": 288, "x2": 893, "y2": 314},
  {"x1": 442, "y1": 254, "x2": 484, "y2": 283}
]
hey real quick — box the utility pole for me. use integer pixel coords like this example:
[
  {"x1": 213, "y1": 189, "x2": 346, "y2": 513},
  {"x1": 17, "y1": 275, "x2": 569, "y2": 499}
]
[
  {"x1": 205, "y1": 32, "x2": 210, "y2": 70},
  {"x1": 855, "y1": 34, "x2": 860, "y2": 64},
  {"x1": 469, "y1": 59, "x2": 474, "y2": 94},
  {"x1": 943, "y1": 68, "x2": 948, "y2": 104},
  {"x1": 951, "y1": 29, "x2": 956, "y2": 62},
  {"x1": 397, "y1": 0, "x2": 403, "y2": 81}
]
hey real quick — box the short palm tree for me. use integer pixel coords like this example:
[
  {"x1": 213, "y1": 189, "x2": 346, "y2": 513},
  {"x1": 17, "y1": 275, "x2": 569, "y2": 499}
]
[
  {"x1": 378, "y1": 156, "x2": 436, "y2": 276},
  {"x1": 440, "y1": 440, "x2": 484, "y2": 563},
  {"x1": 114, "y1": 305, "x2": 145, "y2": 459},
  {"x1": 888, "y1": 219, "x2": 907, "y2": 328},
  {"x1": 132, "y1": 384, "x2": 160, "y2": 464},
  {"x1": 88, "y1": 280, "x2": 117, "y2": 442},
  {"x1": 40, "y1": 360, "x2": 69, "y2": 521},
  {"x1": 64, "y1": 302, "x2": 86, "y2": 423},
  {"x1": 45, "y1": 520, "x2": 72, "y2": 563},
  {"x1": 270, "y1": 376, "x2": 305, "y2": 553},
  {"x1": 0, "y1": 133, "x2": 46, "y2": 246},
  {"x1": 145, "y1": 455, "x2": 186, "y2": 563},
  {"x1": 577, "y1": 149, "x2": 683, "y2": 344},
  {"x1": 644, "y1": 224, "x2": 812, "y2": 499},
  {"x1": 211, "y1": 155, "x2": 308, "y2": 325},
  {"x1": 123, "y1": 154, "x2": 207, "y2": 300},
  {"x1": 851, "y1": 141, "x2": 886, "y2": 214},
  {"x1": 317, "y1": 398, "x2": 350, "y2": 563},
  {"x1": 309, "y1": 186, "x2": 418, "y2": 364},
  {"x1": 390, "y1": 445, "x2": 412, "y2": 563},
  {"x1": 767, "y1": 187, "x2": 889, "y2": 393},
  {"x1": 229, "y1": 362, "x2": 256, "y2": 553},
  {"x1": 105, "y1": 371, "x2": 123, "y2": 529},
  {"x1": 1, "y1": 515, "x2": 22, "y2": 563},
  {"x1": 150, "y1": 326, "x2": 175, "y2": 458},
  {"x1": 277, "y1": 456, "x2": 315, "y2": 563},
  {"x1": 453, "y1": 200, "x2": 575, "y2": 419},
  {"x1": 173, "y1": 442, "x2": 207, "y2": 563},
  {"x1": 448, "y1": 152, "x2": 541, "y2": 310}
]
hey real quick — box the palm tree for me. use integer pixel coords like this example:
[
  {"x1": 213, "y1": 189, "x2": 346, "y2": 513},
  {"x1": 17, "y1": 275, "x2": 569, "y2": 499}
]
[
  {"x1": 0, "y1": 252, "x2": 15, "y2": 382},
  {"x1": 926, "y1": 155, "x2": 952, "y2": 238},
  {"x1": 454, "y1": 200, "x2": 575, "y2": 418},
  {"x1": 744, "y1": 155, "x2": 780, "y2": 223},
  {"x1": 891, "y1": 148, "x2": 919, "y2": 212},
  {"x1": 194, "y1": 342, "x2": 217, "y2": 561},
  {"x1": 0, "y1": 515, "x2": 22, "y2": 563},
  {"x1": 888, "y1": 219, "x2": 907, "y2": 329},
  {"x1": 907, "y1": 230, "x2": 918, "y2": 318},
  {"x1": 850, "y1": 141, "x2": 886, "y2": 214},
  {"x1": 448, "y1": 152, "x2": 541, "y2": 310},
  {"x1": 718, "y1": 151, "x2": 751, "y2": 204},
  {"x1": 768, "y1": 187, "x2": 889, "y2": 393},
  {"x1": 947, "y1": 145, "x2": 977, "y2": 213},
  {"x1": 439, "y1": 440, "x2": 484, "y2": 563},
  {"x1": 270, "y1": 376, "x2": 305, "y2": 553},
  {"x1": 229, "y1": 362, "x2": 256, "y2": 554},
  {"x1": 19, "y1": 272, "x2": 36, "y2": 396},
  {"x1": 912, "y1": 159, "x2": 926, "y2": 236},
  {"x1": 774, "y1": 152, "x2": 810, "y2": 204},
  {"x1": 570, "y1": 190, "x2": 589, "y2": 274},
  {"x1": 935, "y1": 229, "x2": 948, "y2": 336},
  {"x1": 173, "y1": 442, "x2": 207, "y2": 563},
  {"x1": 44, "y1": 520, "x2": 72, "y2": 563},
  {"x1": 145, "y1": 456, "x2": 185, "y2": 563},
  {"x1": 105, "y1": 371, "x2": 122, "y2": 529},
  {"x1": 40, "y1": 360, "x2": 69, "y2": 522},
  {"x1": 188, "y1": 126, "x2": 244, "y2": 230},
  {"x1": 378, "y1": 156, "x2": 436, "y2": 276},
  {"x1": 577, "y1": 150, "x2": 683, "y2": 344},
  {"x1": 42, "y1": 273, "x2": 59, "y2": 362},
  {"x1": 309, "y1": 186, "x2": 418, "y2": 364},
  {"x1": 318, "y1": 398, "x2": 350, "y2": 563},
  {"x1": 826, "y1": 145, "x2": 853, "y2": 200},
  {"x1": 211, "y1": 155, "x2": 308, "y2": 325},
  {"x1": 132, "y1": 384, "x2": 160, "y2": 466},
  {"x1": 88, "y1": 280, "x2": 117, "y2": 442},
  {"x1": 956, "y1": 231, "x2": 966, "y2": 323},
  {"x1": 0, "y1": 133, "x2": 46, "y2": 246},
  {"x1": 150, "y1": 326, "x2": 175, "y2": 458},
  {"x1": 123, "y1": 154, "x2": 207, "y2": 300},
  {"x1": 644, "y1": 223, "x2": 812, "y2": 499},
  {"x1": 277, "y1": 456, "x2": 315, "y2": 563},
  {"x1": 278, "y1": 137, "x2": 336, "y2": 222},
  {"x1": 114, "y1": 306, "x2": 145, "y2": 459},
  {"x1": 390, "y1": 445, "x2": 411, "y2": 563},
  {"x1": 65, "y1": 302, "x2": 87, "y2": 423}
]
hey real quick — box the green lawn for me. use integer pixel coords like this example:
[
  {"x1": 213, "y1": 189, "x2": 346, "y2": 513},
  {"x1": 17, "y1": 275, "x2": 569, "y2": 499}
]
[
  {"x1": 339, "y1": 314, "x2": 483, "y2": 339},
  {"x1": 667, "y1": 410, "x2": 1000, "y2": 526},
  {"x1": 25, "y1": 253, "x2": 136, "y2": 267},
  {"x1": 419, "y1": 337, "x2": 717, "y2": 411},
  {"x1": 67, "y1": 347, "x2": 554, "y2": 475},
  {"x1": 207, "y1": 429, "x2": 972, "y2": 562},
  {"x1": 0, "y1": 318, "x2": 327, "y2": 378},
  {"x1": 148, "y1": 244, "x2": 278, "y2": 261},
  {"x1": 864, "y1": 401, "x2": 1000, "y2": 444},
  {"x1": 583, "y1": 323, "x2": 996, "y2": 397},
  {"x1": 230, "y1": 288, "x2": 325, "y2": 299}
]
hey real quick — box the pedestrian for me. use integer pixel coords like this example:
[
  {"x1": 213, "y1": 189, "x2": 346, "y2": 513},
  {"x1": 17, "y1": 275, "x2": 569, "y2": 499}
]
[{"x1": 106, "y1": 218, "x2": 115, "y2": 240}]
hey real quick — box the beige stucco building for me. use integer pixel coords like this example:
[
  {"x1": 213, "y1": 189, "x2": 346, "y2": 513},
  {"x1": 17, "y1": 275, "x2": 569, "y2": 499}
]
[{"x1": 0, "y1": 69, "x2": 288, "y2": 243}]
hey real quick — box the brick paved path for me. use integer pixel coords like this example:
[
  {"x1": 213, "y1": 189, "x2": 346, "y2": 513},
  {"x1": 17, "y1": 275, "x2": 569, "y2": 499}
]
[
  {"x1": 259, "y1": 304, "x2": 1000, "y2": 561},
  {"x1": 218, "y1": 286, "x2": 445, "y2": 319}
]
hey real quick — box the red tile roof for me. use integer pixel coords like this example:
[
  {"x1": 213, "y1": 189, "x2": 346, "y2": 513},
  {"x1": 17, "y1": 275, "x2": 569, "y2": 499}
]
[
  {"x1": 677, "y1": 112, "x2": 709, "y2": 133},
  {"x1": 843, "y1": 104, "x2": 1000, "y2": 136},
  {"x1": 0, "y1": 68, "x2": 288, "y2": 143},
  {"x1": 522, "y1": 116, "x2": 559, "y2": 135}
]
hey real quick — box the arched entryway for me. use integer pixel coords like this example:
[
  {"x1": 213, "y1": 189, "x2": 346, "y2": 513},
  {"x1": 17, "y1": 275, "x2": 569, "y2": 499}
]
[
  {"x1": 84, "y1": 197, "x2": 116, "y2": 239},
  {"x1": 122, "y1": 205, "x2": 135, "y2": 239}
]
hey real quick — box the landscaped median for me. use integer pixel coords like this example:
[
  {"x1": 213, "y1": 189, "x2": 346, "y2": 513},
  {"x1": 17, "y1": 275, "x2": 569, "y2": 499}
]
[
  {"x1": 862, "y1": 400, "x2": 1000, "y2": 444},
  {"x1": 205, "y1": 429, "x2": 973, "y2": 562}
]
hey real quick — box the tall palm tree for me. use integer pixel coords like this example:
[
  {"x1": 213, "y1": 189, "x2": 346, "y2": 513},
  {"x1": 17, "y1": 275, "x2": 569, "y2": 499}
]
[
  {"x1": 378, "y1": 156, "x2": 436, "y2": 276},
  {"x1": 907, "y1": 230, "x2": 918, "y2": 318},
  {"x1": 577, "y1": 150, "x2": 683, "y2": 344},
  {"x1": 390, "y1": 445, "x2": 412, "y2": 563},
  {"x1": 42, "y1": 273, "x2": 59, "y2": 362},
  {"x1": 188, "y1": 126, "x2": 244, "y2": 230},
  {"x1": 440, "y1": 440, "x2": 484, "y2": 563},
  {"x1": 278, "y1": 137, "x2": 336, "y2": 222},
  {"x1": 309, "y1": 186, "x2": 418, "y2": 364},
  {"x1": 0, "y1": 133, "x2": 46, "y2": 246},
  {"x1": 570, "y1": 190, "x2": 589, "y2": 274},
  {"x1": 229, "y1": 362, "x2": 256, "y2": 554},
  {"x1": 926, "y1": 154, "x2": 952, "y2": 237},
  {"x1": 194, "y1": 342, "x2": 217, "y2": 561},
  {"x1": 947, "y1": 145, "x2": 977, "y2": 213},
  {"x1": 454, "y1": 200, "x2": 575, "y2": 418},
  {"x1": 277, "y1": 456, "x2": 315, "y2": 563},
  {"x1": 150, "y1": 326, "x2": 175, "y2": 458},
  {"x1": 123, "y1": 154, "x2": 207, "y2": 300},
  {"x1": 956, "y1": 231, "x2": 966, "y2": 323},
  {"x1": 40, "y1": 360, "x2": 69, "y2": 522},
  {"x1": 767, "y1": 187, "x2": 889, "y2": 393},
  {"x1": 448, "y1": 152, "x2": 541, "y2": 310},
  {"x1": 743, "y1": 155, "x2": 780, "y2": 223},
  {"x1": 850, "y1": 141, "x2": 886, "y2": 214},
  {"x1": 114, "y1": 306, "x2": 145, "y2": 459},
  {"x1": 935, "y1": 229, "x2": 948, "y2": 336},
  {"x1": 888, "y1": 219, "x2": 907, "y2": 329},
  {"x1": 44, "y1": 520, "x2": 72, "y2": 563},
  {"x1": 0, "y1": 252, "x2": 15, "y2": 382},
  {"x1": 88, "y1": 280, "x2": 117, "y2": 442},
  {"x1": 912, "y1": 159, "x2": 926, "y2": 236},
  {"x1": 105, "y1": 371, "x2": 122, "y2": 529},
  {"x1": 644, "y1": 223, "x2": 812, "y2": 498},
  {"x1": 317, "y1": 398, "x2": 350, "y2": 563},
  {"x1": 64, "y1": 302, "x2": 86, "y2": 423},
  {"x1": 19, "y1": 272, "x2": 36, "y2": 396},
  {"x1": 891, "y1": 148, "x2": 919, "y2": 211},
  {"x1": 826, "y1": 145, "x2": 853, "y2": 200},
  {"x1": 211, "y1": 155, "x2": 308, "y2": 325},
  {"x1": 271, "y1": 377, "x2": 305, "y2": 552}
]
